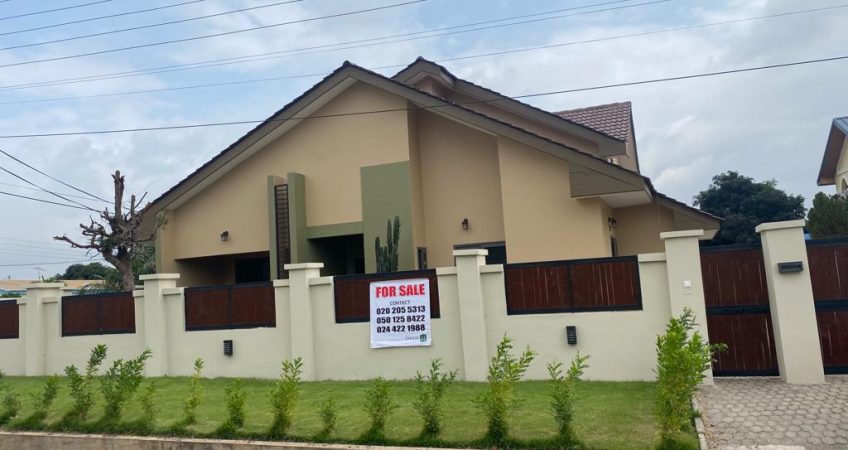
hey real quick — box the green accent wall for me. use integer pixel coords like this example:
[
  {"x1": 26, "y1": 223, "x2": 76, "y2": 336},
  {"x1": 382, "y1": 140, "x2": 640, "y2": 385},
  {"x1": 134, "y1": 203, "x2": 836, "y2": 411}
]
[
  {"x1": 306, "y1": 221, "x2": 364, "y2": 239},
  {"x1": 287, "y1": 172, "x2": 311, "y2": 264},
  {"x1": 361, "y1": 161, "x2": 415, "y2": 273},
  {"x1": 267, "y1": 175, "x2": 279, "y2": 279}
]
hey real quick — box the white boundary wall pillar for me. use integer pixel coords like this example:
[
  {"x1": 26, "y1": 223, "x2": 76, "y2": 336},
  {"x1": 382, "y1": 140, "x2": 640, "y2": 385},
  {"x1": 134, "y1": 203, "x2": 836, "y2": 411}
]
[
  {"x1": 454, "y1": 249, "x2": 489, "y2": 382},
  {"x1": 21, "y1": 283, "x2": 63, "y2": 376},
  {"x1": 756, "y1": 220, "x2": 825, "y2": 384},
  {"x1": 282, "y1": 263, "x2": 323, "y2": 381},
  {"x1": 140, "y1": 273, "x2": 179, "y2": 377},
  {"x1": 661, "y1": 229, "x2": 713, "y2": 385}
]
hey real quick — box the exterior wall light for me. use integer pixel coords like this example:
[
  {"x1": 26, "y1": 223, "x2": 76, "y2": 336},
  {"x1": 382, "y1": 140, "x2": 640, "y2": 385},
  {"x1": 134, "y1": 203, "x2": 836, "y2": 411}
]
[
  {"x1": 220, "y1": 230, "x2": 230, "y2": 242},
  {"x1": 607, "y1": 217, "x2": 618, "y2": 230},
  {"x1": 462, "y1": 218, "x2": 469, "y2": 230}
]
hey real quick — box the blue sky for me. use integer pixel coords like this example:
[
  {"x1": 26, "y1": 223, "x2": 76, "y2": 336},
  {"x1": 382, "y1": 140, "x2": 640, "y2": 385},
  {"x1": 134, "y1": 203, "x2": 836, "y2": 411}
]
[{"x1": 0, "y1": 0, "x2": 846, "y2": 279}]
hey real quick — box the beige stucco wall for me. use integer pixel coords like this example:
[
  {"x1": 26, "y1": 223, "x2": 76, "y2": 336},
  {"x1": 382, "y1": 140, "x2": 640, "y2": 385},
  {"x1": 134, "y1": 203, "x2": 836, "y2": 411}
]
[
  {"x1": 498, "y1": 136, "x2": 610, "y2": 262},
  {"x1": 836, "y1": 137, "x2": 848, "y2": 195},
  {"x1": 0, "y1": 304, "x2": 25, "y2": 375},
  {"x1": 162, "y1": 81, "x2": 412, "y2": 263},
  {"x1": 416, "y1": 111, "x2": 506, "y2": 267},
  {"x1": 614, "y1": 203, "x2": 677, "y2": 256}
]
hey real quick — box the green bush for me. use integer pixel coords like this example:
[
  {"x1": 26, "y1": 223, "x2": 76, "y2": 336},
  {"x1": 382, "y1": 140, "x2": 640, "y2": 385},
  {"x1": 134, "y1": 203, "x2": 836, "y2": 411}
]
[
  {"x1": 223, "y1": 379, "x2": 246, "y2": 431},
  {"x1": 0, "y1": 370, "x2": 21, "y2": 424},
  {"x1": 100, "y1": 349, "x2": 152, "y2": 426},
  {"x1": 318, "y1": 396, "x2": 338, "y2": 438},
  {"x1": 182, "y1": 358, "x2": 205, "y2": 426},
  {"x1": 268, "y1": 357, "x2": 303, "y2": 438},
  {"x1": 64, "y1": 344, "x2": 107, "y2": 424},
  {"x1": 22, "y1": 375, "x2": 60, "y2": 426},
  {"x1": 547, "y1": 352, "x2": 589, "y2": 444},
  {"x1": 138, "y1": 382, "x2": 158, "y2": 431},
  {"x1": 655, "y1": 308, "x2": 725, "y2": 446},
  {"x1": 475, "y1": 335, "x2": 536, "y2": 445},
  {"x1": 412, "y1": 358, "x2": 457, "y2": 437},
  {"x1": 363, "y1": 377, "x2": 396, "y2": 440}
]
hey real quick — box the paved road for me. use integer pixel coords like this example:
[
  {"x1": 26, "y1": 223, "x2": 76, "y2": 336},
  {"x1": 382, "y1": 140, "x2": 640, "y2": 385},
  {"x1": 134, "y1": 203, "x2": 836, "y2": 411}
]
[{"x1": 698, "y1": 376, "x2": 848, "y2": 450}]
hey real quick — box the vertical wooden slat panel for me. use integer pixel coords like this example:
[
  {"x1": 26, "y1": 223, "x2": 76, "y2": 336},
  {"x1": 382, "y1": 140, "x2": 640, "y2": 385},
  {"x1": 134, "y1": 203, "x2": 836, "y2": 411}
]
[
  {"x1": 0, "y1": 300, "x2": 19, "y2": 339},
  {"x1": 184, "y1": 288, "x2": 230, "y2": 330},
  {"x1": 333, "y1": 270, "x2": 441, "y2": 323},
  {"x1": 231, "y1": 284, "x2": 276, "y2": 328},
  {"x1": 807, "y1": 238, "x2": 848, "y2": 373},
  {"x1": 62, "y1": 296, "x2": 100, "y2": 336},
  {"x1": 98, "y1": 293, "x2": 135, "y2": 333}
]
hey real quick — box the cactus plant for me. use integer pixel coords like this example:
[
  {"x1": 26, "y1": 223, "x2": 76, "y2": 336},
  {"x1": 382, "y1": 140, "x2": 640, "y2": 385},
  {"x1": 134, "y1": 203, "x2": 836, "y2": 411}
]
[{"x1": 375, "y1": 216, "x2": 400, "y2": 272}]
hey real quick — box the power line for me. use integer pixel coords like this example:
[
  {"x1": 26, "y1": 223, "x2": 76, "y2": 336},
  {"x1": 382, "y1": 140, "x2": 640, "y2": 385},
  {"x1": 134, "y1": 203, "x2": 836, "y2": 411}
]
[
  {"x1": 0, "y1": 166, "x2": 100, "y2": 210},
  {"x1": 0, "y1": 181, "x2": 103, "y2": 201},
  {"x1": 0, "y1": 242, "x2": 88, "y2": 255},
  {"x1": 0, "y1": 0, "x2": 427, "y2": 69},
  {"x1": 0, "y1": 0, "x2": 112, "y2": 22},
  {"x1": 2, "y1": 2, "x2": 845, "y2": 106},
  {"x1": 1, "y1": 0, "x2": 205, "y2": 37},
  {"x1": 0, "y1": 149, "x2": 110, "y2": 203},
  {"x1": 0, "y1": 248, "x2": 91, "y2": 259},
  {"x1": 0, "y1": 190, "x2": 92, "y2": 210},
  {"x1": 0, "y1": 54, "x2": 845, "y2": 139},
  {"x1": 0, "y1": 258, "x2": 103, "y2": 267},
  {"x1": 0, "y1": 0, "x2": 661, "y2": 91},
  {"x1": 0, "y1": 0, "x2": 304, "y2": 52}
]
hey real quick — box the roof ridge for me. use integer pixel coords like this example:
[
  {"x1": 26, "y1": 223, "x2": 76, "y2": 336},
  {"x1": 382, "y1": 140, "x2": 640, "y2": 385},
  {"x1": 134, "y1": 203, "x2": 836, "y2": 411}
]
[{"x1": 555, "y1": 101, "x2": 632, "y2": 114}]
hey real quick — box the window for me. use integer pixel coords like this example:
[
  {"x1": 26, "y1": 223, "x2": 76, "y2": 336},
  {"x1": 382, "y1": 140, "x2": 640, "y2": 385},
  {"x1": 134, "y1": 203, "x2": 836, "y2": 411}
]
[{"x1": 454, "y1": 241, "x2": 507, "y2": 265}]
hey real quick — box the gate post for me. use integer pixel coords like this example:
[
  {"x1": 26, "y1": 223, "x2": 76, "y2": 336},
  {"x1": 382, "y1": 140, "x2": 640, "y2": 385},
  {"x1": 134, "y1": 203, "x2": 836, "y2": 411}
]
[
  {"x1": 756, "y1": 220, "x2": 825, "y2": 384},
  {"x1": 21, "y1": 283, "x2": 64, "y2": 376},
  {"x1": 140, "y1": 273, "x2": 179, "y2": 377},
  {"x1": 454, "y1": 249, "x2": 489, "y2": 382},
  {"x1": 661, "y1": 230, "x2": 713, "y2": 384},
  {"x1": 283, "y1": 263, "x2": 323, "y2": 381}
]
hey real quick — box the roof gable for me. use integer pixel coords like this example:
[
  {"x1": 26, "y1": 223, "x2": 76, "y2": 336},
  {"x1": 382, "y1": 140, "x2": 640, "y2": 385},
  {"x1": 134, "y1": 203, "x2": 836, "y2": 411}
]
[
  {"x1": 818, "y1": 117, "x2": 848, "y2": 186},
  {"x1": 556, "y1": 102, "x2": 632, "y2": 142}
]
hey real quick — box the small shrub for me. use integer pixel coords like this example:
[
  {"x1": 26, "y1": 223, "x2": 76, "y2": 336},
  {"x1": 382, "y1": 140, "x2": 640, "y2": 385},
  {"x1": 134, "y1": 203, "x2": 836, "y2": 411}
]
[
  {"x1": 135, "y1": 382, "x2": 158, "y2": 431},
  {"x1": 64, "y1": 344, "x2": 107, "y2": 424},
  {"x1": 654, "y1": 308, "x2": 725, "y2": 446},
  {"x1": 0, "y1": 371, "x2": 21, "y2": 424},
  {"x1": 317, "y1": 396, "x2": 338, "y2": 438},
  {"x1": 548, "y1": 352, "x2": 590, "y2": 444},
  {"x1": 182, "y1": 358, "x2": 205, "y2": 426},
  {"x1": 222, "y1": 379, "x2": 246, "y2": 432},
  {"x1": 475, "y1": 335, "x2": 536, "y2": 445},
  {"x1": 268, "y1": 357, "x2": 303, "y2": 438},
  {"x1": 362, "y1": 377, "x2": 397, "y2": 440},
  {"x1": 22, "y1": 375, "x2": 60, "y2": 426},
  {"x1": 412, "y1": 358, "x2": 457, "y2": 437},
  {"x1": 100, "y1": 348, "x2": 152, "y2": 426}
]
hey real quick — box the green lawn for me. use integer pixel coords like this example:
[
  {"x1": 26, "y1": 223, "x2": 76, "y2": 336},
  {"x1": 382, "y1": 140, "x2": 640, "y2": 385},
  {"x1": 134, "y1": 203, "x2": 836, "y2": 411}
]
[{"x1": 0, "y1": 376, "x2": 697, "y2": 449}]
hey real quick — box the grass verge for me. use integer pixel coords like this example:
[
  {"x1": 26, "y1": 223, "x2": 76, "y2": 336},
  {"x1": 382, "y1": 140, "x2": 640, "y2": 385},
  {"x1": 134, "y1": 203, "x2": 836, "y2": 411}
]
[{"x1": 0, "y1": 377, "x2": 698, "y2": 449}]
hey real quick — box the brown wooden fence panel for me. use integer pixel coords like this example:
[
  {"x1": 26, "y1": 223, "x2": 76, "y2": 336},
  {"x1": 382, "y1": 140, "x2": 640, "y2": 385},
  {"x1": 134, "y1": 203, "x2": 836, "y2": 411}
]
[
  {"x1": 807, "y1": 237, "x2": 848, "y2": 374},
  {"x1": 62, "y1": 292, "x2": 135, "y2": 337},
  {"x1": 333, "y1": 270, "x2": 440, "y2": 323},
  {"x1": 700, "y1": 244, "x2": 778, "y2": 376},
  {"x1": 505, "y1": 256, "x2": 641, "y2": 315},
  {"x1": 185, "y1": 282, "x2": 275, "y2": 331},
  {"x1": 0, "y1": 299, "x2": 19, "y2": 339}
]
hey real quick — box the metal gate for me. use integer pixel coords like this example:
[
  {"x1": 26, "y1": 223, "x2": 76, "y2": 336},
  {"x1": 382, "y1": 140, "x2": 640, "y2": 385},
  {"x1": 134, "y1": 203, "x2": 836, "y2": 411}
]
[
  {"x1": 700, "y1": 244, "x2": 778, "y2": 376},
  {"x1": 807, "y1": 237, "x2": 848, "y2": 374}
]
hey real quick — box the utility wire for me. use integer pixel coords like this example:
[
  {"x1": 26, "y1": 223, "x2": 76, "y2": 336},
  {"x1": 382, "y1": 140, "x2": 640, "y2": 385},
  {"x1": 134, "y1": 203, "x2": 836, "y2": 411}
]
[
  {"x1": 0, "y1": 0, "x2": 304, "y2": 52},
  {"x1": 0, "y1": 0, "x2": 112, "y2": 22},
  {"x1": 0, "y1": 0, "x2": 427, "y2": 69},
  {"x1": 0, "y1": 258, "x2": 103, "y2": 267},
  {"x1": 0, "y1": 191, "x2": 92, "y2": 210},
  {"x1": 0, "y1": 241, "x2": 89, "y2": 254},
  {"x1": 0, "y1": 0, "x2": 661, "y2": 91},
  {"x1": 0, "y1": 165, "x2": 100, "y2": 211},
  {"x1": 2, "y1": 2, "x2": 845, "y2": 106},
  {"x1": 1, "y1": 0, "x2": 205, "y2": 37},
  {"x1": 0, "y1": 181, "x2": 99, "y2": 201},
  {"x1": 0, "y1": 149, "x2": 110, "y2": 203},
  {"x1": 0, "y1": 54, "x2": 845, "y2": 139}
]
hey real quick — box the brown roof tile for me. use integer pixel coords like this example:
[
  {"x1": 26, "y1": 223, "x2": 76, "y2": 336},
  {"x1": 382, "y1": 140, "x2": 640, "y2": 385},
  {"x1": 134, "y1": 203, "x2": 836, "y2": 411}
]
[{"x1": 555, "y1": 101, "x2": 632, "y2": 142}]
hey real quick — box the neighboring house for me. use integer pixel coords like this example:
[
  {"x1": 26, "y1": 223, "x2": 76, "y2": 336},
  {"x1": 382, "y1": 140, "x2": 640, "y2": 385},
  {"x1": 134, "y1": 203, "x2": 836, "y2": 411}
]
[
  {"x1": 817, "y1": 116, "x2": 848, "y2": 195},
  {"x1": 143, "y1": 57, "x2": 720, "y2": 287},
  {"x1": 0, "y1": 280, "x2": 102, "y2": 297}
]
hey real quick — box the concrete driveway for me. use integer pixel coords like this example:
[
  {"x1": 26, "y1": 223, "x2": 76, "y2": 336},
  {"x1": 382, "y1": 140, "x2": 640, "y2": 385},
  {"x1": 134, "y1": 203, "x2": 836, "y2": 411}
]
[{"x1": 697, "y1": 376, "x2": 848, "y2": 450}]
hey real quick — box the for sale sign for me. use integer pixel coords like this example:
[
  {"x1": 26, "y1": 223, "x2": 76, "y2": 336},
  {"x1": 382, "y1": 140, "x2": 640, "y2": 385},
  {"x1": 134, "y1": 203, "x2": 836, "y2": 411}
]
[{"x1": 370, "y1": 278, "x2": 432, "y2": 349}]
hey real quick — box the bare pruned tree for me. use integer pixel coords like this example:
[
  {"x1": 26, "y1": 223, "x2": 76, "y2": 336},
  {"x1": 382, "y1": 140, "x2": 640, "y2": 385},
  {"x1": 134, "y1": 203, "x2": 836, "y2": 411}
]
[{"x1": 54, "y1": 171, "x2": 160, "y2": 290}]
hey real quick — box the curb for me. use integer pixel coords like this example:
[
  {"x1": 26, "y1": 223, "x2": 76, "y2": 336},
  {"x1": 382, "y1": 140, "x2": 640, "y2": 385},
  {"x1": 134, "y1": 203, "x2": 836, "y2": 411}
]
[{"x1": 692, "y1": 397, "x2": 709, "y2": 450}]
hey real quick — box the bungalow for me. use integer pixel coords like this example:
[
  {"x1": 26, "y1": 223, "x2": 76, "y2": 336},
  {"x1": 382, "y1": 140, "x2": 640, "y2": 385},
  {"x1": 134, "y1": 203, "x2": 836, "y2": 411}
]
[
  {"x1": 143, "y1": 57, "x2": 720, "y2": 286},
  {"x1": 818, "y1": 116, "x2": 848, "y2": 195}
]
